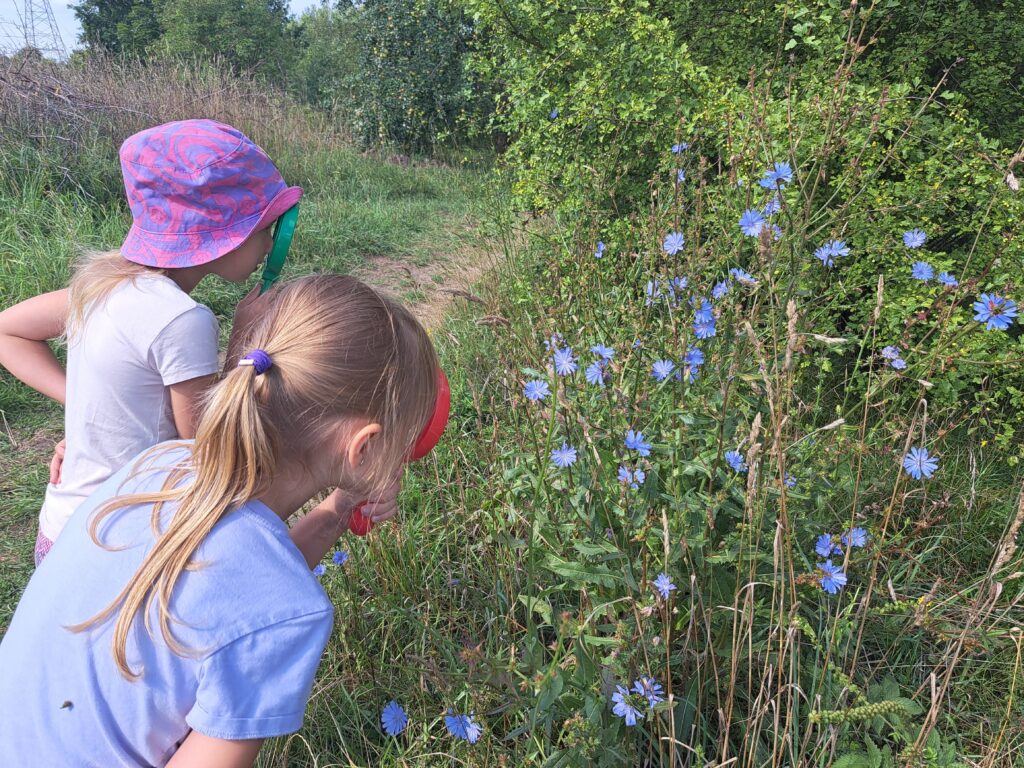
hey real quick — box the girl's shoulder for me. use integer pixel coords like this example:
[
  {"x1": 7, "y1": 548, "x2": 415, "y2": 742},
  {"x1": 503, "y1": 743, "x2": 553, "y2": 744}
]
[
  {"x1": 96, "y1": 275, "x2": 218, "y2": 347},
  {"x1": 110, "y1": 274, "x2": 210, "y2": 315}
]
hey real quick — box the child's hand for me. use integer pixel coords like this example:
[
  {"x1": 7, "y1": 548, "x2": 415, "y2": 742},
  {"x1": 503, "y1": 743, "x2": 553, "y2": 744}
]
[
  {"x1": 49, "y1": 438, "x2": 66, "y2": 485},
  {"x1": 358, "y1": 477, "x2": 402, "y2": 525}
]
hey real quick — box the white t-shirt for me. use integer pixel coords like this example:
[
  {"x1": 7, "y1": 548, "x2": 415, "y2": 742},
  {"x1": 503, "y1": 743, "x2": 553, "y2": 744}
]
[{"x1": 38, "y1": 275, "x2": 219, "y2": 540}]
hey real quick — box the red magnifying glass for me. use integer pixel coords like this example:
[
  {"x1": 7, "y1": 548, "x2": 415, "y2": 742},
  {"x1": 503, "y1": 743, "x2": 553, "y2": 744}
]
[{"x1": 347, "y1": 367, "x2": 451, "y2": 535}]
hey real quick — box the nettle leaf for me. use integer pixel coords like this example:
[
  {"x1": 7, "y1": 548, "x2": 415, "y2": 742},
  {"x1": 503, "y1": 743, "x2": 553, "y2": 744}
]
[{"x1": 543, "y1": 554, "x2": 621, "y2": 588}]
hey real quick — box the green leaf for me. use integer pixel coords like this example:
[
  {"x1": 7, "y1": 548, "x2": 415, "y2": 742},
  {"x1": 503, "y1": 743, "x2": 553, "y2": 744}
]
[
  {"x1": 543, "y1": 554, "x2": 621, "y2": 587},
  {"x1": 833, "y1": 754, "x2": 873, "y2": 768},
  {"x1": 865, "y1": 737, "x2": 883, "y2": 768},
  {"x1": 896, "y1": 696, "x2": 923, "y2": 715},
  {"x1": 518, "y1": 595, "x2": 553, "y2": 625},
  {"x1": 784, "y1": 38, "x2": 797, "y2": 50}
]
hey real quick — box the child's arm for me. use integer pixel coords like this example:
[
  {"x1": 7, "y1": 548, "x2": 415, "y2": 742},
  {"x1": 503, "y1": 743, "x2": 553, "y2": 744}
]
[
  {"x1": 0, "y1": 289, "x2": 69, "y2": 403},
  {"x1": 169, "y1": 375, "x2": 218, "y2": 439},
  {"x1": 290, "y1": 481, "x2": 401, "y2": 568},
  {"x1": 165, "y1": 732, "x2": 263, "y2": 768}
]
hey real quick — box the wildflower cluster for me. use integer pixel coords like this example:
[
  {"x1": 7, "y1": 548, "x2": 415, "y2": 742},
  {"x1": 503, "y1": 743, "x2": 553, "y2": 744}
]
[
  {"x1": 313, "y1": 549, "x2": 349, "y2": 577},
  {"x1": 379, "y1": 701, "x2": 483, "y2": 744},
  {"x1": 811, "y1": 527, "x2": 869, "y2": 594}
]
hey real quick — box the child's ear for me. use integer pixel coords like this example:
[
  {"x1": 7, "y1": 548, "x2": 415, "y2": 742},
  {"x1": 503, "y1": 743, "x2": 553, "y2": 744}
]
[{"x1": 346, "y1": 422, "x2": 382, "y2": 471}]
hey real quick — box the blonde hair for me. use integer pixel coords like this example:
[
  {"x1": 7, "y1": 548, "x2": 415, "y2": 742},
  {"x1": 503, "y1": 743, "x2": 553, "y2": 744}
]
[
  {"x1": 70, "y1": 274, "x2": 439, "y2": 678},
  {"x1": 67, "y1": 250, "x2": 166, "y2": 337}
]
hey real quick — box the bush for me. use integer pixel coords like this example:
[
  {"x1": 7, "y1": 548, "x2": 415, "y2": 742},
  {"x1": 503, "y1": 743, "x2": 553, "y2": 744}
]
[{"x1": 461, "y1": 0, "x2": 1024, "y2": 461}]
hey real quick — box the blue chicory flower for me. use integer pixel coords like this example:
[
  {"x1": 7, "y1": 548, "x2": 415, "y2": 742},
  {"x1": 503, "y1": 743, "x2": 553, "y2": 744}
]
[
  {"x1": 663, "y1": 231, "x2": 685, "y2": 255},
  {"x1": 625, "y1": 430, "x2": 652, "y2": 457},
  {"x1": 618, "y1": 465, "x2": 645, "y2": 490},
  {"x1": 684, "y1": 346, "x2": 704, "y2": 367},
  {"x1": 890, "y1": 357, "x2": 907, "y2": 369},
  {"x1": 645, "y1": 279, "x2": 663, "y2": 306},
  {"x1": 763, "y1": 195, "x2": 781, "y2": 217},
  {"x1": 725, "y1": 450, "x2": 747, "y2": 473},
  {"x1": 332, "y1": 550, "x2": 349, "y2": 566},
  {"x1": 652, "y1": 572, "x2": 677, "y2": 599},
  {"x1": 973, "y1": 293, "x2": 1018, "y2": 331},
  {"x1": 590, "y1": 344, "x2": 615, "y2": 361},
  {"x1": 911, "y1": 261, "x2": 934, "y2": 281},
  {"x1": 381, "y1": 700, "x2": 408, "y2": 736},
  {"x1": 585, "y1": 361, "x2": 606, "y2": 387},
  {"x1": 739, "y1": 209, "x2": 766, "y2": 237},
  {"x1": 445, "y1": 711, "x2": 482, "y2": 743},
  {"x1": 784, "y1": 473, "x2": 797, "y2": 489},
  {"x1": 729, "y1": 267, "x2": 757, "y2": 285},
  {"x1": 693, "y1": 317, "x2": 717, "y2": 340},
  {"x1": 694, "y1": 299, "x2": 714, "y2": 324},
  {"x1": 595, "y1": 241, "x2": 606, "y2": 259},
  {"x1": 841, "y1": 527, "x2": 869, "y2": 548},
  {"x1": 553, "y1": 346, "x2": 577, "y2": 376},
  {"x1": 551, "y1": 443, "x2": 578, "y2": 468},
  {"x1": 550, "y1": 108, "x2": 559, "y2": 119},
  {"x1": 818, "y1": 560, "x2": 848, "y2": 594},
  {"x1": 611, "y1": 685, "x2": 644, "y2": 726},
  {"x1": 313, "y1": 564, "x2": 326, "y2": 577},
  {"x1": 524, "y1": 380, "x2": 550, "y2": 402},
  {"x1": 676, "y1": 168, "x2": 686, "y2": 183},
  {"x1": 814, "y1": 239, "x2": 849, "y2": 268},
  {"x1": 758, "y1": 161, "x2": 793, "y2": 189},
  {"x1": 652, "y1": 359, "x2": 676, "y2": 382},
  {"x1": 903, "y1": 229, "x2": 926, "y2": 248},
  {"x1": 671, "y1": 142, "x2": 689, "y2": 153},
  {"x1": 881, "y1": 346, "x2": 901, "y2": 360},
  {"x1": 903, "y1": 446, "x2": 938, "y2": 480},
  {"x1": 632, "y1": 677, "x2": 665, "y2": 707},
  {"x1": 938, "y1": 272, "x2": 958, "y2": 287},
  {"x1": 815, "y1": 534, "x2": 841, "y2": 558},
  {"x1": 712, "y1": 280, "x2": 730, "y2": 299}
]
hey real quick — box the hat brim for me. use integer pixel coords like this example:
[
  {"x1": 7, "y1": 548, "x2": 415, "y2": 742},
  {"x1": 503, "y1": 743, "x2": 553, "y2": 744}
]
[{"x1": 121, "y1": 185, "x2": 304, "y2": 269}]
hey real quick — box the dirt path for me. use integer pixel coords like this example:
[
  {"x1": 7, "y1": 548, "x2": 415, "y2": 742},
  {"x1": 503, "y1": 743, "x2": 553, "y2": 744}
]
[{"x1": 357, "y1": 237, "x2": 495, "y2": 330}]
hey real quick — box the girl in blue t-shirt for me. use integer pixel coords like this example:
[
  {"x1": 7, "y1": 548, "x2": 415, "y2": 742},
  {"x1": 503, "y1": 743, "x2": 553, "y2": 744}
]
[{"x1": 0, "y1": 274, "x2": 439, "y2": 767}]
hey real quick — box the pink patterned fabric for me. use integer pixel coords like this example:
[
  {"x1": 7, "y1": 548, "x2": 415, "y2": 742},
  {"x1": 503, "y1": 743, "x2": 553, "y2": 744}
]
[
  {"x1": 33, "y1": 528, "x2": 53, "y2": 568},
  {"x1": 119, "y1": 119, "x2": 302, "y2": 269}
]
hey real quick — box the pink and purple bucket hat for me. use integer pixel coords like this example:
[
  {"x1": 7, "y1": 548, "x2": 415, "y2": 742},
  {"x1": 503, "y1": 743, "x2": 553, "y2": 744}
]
[{"x1": 118, "y1": 119, "x2": 302, "y2": 269}]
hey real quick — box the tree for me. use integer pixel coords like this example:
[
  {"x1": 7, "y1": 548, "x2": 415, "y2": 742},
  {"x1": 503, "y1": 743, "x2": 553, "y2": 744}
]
[
  {"x1": 72, "y1": 0, "x2": 162, "y2": 56},
  {"x1": 354, "y1": 0, "x2": 479, "y2": 150},
  {"x1": 156, "y1": 0, "x2": 292, "y2": 75},
  {"x1": 290, "y1": 4, "x2": 361, "y2": 109}
]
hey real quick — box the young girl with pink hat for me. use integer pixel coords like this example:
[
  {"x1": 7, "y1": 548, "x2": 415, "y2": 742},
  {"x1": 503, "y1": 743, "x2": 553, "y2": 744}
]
[{"x1": 0, "y1": 119, "x2": 303, "y2": 564}]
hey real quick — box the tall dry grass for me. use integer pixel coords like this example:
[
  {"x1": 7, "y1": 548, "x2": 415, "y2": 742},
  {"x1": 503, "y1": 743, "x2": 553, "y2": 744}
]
[{"x1": 0, "y1": 52, "x2": 349, "y2": 201}]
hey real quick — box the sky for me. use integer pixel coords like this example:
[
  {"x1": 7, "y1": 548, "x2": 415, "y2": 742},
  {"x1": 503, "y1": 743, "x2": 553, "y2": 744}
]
[{"x1": 0, "y1": 0, "x2": 324, "y2": 56}]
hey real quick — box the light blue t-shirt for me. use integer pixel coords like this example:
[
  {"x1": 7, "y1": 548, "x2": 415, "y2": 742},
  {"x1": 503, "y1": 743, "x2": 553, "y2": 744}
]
[{"x1": 0, "y1": 443, "x2": 334, "y2": 767}]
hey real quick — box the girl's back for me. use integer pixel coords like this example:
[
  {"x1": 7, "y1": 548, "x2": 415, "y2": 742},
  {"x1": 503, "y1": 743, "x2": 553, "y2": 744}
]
[
  {"x1": 39, "y1": 275, "x2": 219, "y2": 544},
  {"x1": 1, "y1": 443, "x2": 332, "y2": 766}
]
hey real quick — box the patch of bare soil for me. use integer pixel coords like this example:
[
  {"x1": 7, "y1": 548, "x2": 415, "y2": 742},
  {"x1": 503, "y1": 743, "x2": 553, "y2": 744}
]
[{"x1": 358, "y1": 240, "x2": 496, "y2": 330}]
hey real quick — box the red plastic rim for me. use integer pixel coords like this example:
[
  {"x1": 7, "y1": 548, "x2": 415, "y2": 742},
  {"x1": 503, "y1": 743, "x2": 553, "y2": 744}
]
[{"x1": 410, "y1": 368, "x2": 450, "y2": 460}]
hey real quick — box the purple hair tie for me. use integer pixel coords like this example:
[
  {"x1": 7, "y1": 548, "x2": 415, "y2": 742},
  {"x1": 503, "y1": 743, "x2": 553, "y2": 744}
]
[{"x1": 238, "y1": 349, "x2": 273, "y2": 375}]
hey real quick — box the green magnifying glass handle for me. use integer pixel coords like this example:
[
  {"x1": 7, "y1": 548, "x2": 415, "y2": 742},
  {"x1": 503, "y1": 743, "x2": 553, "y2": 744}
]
[{"x1": 261, "y1": 203, "x2": 299, "y2": 294}]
